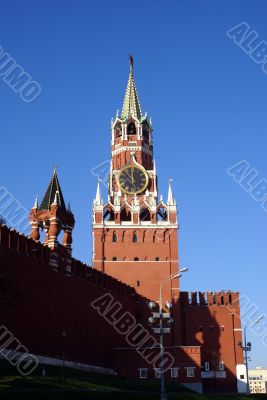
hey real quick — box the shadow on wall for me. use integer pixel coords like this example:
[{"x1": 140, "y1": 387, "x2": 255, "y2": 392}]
[{"x1": 178, "y1": 291, "x2": 241, "y2": 393}]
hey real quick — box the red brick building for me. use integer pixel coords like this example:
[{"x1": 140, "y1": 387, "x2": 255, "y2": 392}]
[{"x1": 0, "y1": 57, "x2": 246, "y2": 394}]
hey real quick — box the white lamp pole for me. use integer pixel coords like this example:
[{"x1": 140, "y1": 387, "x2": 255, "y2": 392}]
[
  {"x1": 243, "y1": 316, "x2": 264, "y2": 395},
  {"x1": 158, "y1": 267, "x2": 188, "y2": 400}
]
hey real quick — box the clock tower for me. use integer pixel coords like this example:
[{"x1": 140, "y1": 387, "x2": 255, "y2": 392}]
[{"x1": 92, "y1": 57, "x2": 179, "y2": 304}]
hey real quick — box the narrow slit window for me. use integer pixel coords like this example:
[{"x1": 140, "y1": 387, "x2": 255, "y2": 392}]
[{"x1": 133, "y1": 232, "x2": 138, "y2": 243}]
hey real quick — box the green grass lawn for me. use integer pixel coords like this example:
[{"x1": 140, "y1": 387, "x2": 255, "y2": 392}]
[{"x1": 0, "y1": 361, "x2": 265, "y2": 400}]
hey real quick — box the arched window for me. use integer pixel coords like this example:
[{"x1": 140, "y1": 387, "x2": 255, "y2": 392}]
[
  {"x1": 127, "y1": 122, "x2": 136, "y2": 135},
  {"x1": 112, "y1": 257, "x2": 117, "y2": 261},
  {"x1": 155, "y1": 257, "x2": 160, "y2": 261},
  {"x1": 153, "y1": 231, "x2": 157, "y2": 243},
  {"x1": 133, "y1": 231, "x2": 138, "y2": 243},
  {"x1": 143, "y1": 231, "x2": 147, "y2": 242},
  {"x1": 103, "y1": 207, "x2": 115, "y2": 222},
  {"x1": 122, "y1": 231, "x2": 126, "y2": 242},
  {"x1": 115, "y1": 124, "x2": 122, "y2": 139},
  {"x1": 164, "y1": 231, "x2": 170, "y2": 243},
  {"x1": 134, "y1": 257, "x2": 139, "y2": 261},
  {"x1": 157, "y1": 207, "x2": 168, "y2": 221},
  {"x1": 142, "y1": 121, "x2": 149, "y2": 142},
  {"x1": 143, "y1": 126, "x2": 149, "y2": 140},
  {"x1": 140, "y1": 208, "x2": 151, "y2": 222},
  {"x1": 120, "y1": 207, "x2": 131, "y2": 221},
  {"x1": 112, "y1": 232, "x2": 118, "y2": 242},
  {"x1": 137, "y1": 280, "x2": 140, "y2": 287}
]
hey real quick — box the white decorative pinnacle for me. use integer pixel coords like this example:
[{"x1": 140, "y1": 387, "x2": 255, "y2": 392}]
[
  {"x1": 52, "y1": 191, "x2": 59, "y2": 206},
  {"x1": 132, "y1": 194, "x2": 139, "y2": 206},
  {"x1": 149, "y1": 194, "x2": 156, "y2": 206},
  {"x1": 67, "y1": 202, "x2": 72, "y2": 212},
  {"x1": 33, "y1": 195, "x2": 38, "y2": 209},
  {"x1": 95, "y1": 179, "x2": 102, "y2": 206},
  {"x1": 153, "y1": 159, "x2": 157, "y2": 175},
  {"x1": 114, "y1": 193, "x2": 120, "y2": 206},
  {"x1": 167, "y1": 179, "x2": 175, "y2": 206}
]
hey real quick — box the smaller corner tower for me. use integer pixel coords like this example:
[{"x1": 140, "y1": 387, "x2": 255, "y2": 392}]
[{"x1": 29, "y1": 168, "x2": 75, "y2": 257}]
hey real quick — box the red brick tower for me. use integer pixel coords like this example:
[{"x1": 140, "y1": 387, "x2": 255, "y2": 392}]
[
  {"x1": 92, "y1": 57, "x2": 179, "y2": 304},
  {"x1": 29, "y1": 168, "x2": 75, "y2": 255}
]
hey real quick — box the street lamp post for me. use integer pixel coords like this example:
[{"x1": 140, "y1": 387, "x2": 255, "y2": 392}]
[
  {"x1": 243, "y1": 316, "x2": 263, "y2": 395},
  {"x1": 149, "y1": 267, "x2": 188, "y2": 400}
]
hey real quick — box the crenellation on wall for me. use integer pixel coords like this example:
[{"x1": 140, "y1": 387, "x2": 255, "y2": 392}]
[
  {"x1": 0, "y1": 224, "x2": 135, "y2": 299},
  {"x1": 180, "y1": 291, "x2": 240, "y2": 307},
  {"x1": 199, "y1": 292, "x2": 207, "y2": 305},
  {"x1": 0, "y1": 223, "x2": 51, "y2": 263}
]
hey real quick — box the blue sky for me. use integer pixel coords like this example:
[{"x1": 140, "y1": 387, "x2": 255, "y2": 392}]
[{"x1": 0, "y1": 0, "x2": 266, "y2": 368}]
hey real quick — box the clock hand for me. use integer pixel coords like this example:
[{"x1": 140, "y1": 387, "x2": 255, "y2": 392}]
[{"x1": 131, "y1": 168, "x2": 135, "y2": 184}]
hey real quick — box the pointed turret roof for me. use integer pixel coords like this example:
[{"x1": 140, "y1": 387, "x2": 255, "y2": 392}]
[
  {"x1": 52, "y1": 191, "x2": 60, "y2": 206},
  {"x1": 33, "y1": 195, "x2": 38, "y2": 209},
  {"x1": 94, "y1": 179, "x2": 102, "y2": 206},
  {"x1": 121, "y1": 55, "x2": 142, "y2": 121},
  {"x1": 167, "y1": 179, "x2": 175, "y2": 206},
  {"x1": 39, "y1": 168, "x2": 66, "y2": 211}
]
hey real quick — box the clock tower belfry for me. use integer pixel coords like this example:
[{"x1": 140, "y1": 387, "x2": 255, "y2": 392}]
[{"x1": 92, "y1": 57, "x2": 179, "y2": 304}]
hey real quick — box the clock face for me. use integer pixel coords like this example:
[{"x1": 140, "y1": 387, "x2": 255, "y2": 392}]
[{"x1": 118, "y1": 166, "x2": 148, "y2": 194}]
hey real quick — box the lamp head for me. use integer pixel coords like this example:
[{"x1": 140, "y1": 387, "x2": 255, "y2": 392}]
[
  {"x1": 165, "y1": 301, "x2": 172, "y2": 309},
  {"x1": 148, "y1": 301, "x2": 156, "y2": 310}
]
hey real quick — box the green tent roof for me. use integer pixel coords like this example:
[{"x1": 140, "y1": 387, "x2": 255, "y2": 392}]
[
  {"x1": 121, "y1": 56, "x2": 142, "y2": 121},
  {"x1": 39, "y1": 169, "x2": 66, "y2": 212}
]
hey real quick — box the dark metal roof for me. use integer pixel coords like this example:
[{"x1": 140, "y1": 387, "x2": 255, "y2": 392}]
[{"x1": 39, "y1": 169, "x2": 66, "y2": 212}]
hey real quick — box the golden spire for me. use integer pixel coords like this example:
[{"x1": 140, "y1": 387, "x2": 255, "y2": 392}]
[{"x1": 121, "y1": 55, "x2": 142, "y2": 121}]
